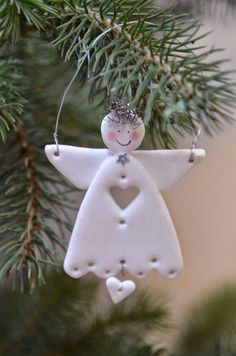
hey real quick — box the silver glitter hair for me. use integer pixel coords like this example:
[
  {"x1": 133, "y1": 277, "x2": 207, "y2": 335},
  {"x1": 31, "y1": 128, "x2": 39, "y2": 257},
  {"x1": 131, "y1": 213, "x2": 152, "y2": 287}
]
[{"x1": 106, "y1": 98, "x2": 142, "y2": 127}]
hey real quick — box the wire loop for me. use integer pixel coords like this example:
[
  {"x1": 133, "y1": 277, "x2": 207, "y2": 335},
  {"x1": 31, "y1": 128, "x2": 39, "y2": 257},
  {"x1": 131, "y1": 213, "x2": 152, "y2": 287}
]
[
  {"x1": 53, "y1": 21, "x2": 144, "y2": 154},
  {"x1": 53, "y1": 132, "x2": 59, "y2": 156},
  {"x1": 53, "y1": 21, "x2": 202, "y2": 161},
  {"x1": 121, "y1": 262, "x2": 126, "y2": 282},
  {"x1": 189, "y1": 128, "x2": 202, "y2": 163},
  {"x1": 53, "y1": 54, "x2": 88, "y2": 155}
]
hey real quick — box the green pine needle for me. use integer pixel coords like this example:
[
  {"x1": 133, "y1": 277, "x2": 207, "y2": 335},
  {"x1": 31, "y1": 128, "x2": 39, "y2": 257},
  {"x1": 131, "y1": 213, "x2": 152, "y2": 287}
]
[
  {"x1": 0, "y1": 55, "x2": 26, "y2": 141},
  {"x1": 1, "y1": 0, "x2": 236, "y2": 147},
  {"x1": 0, "y1": 272, "x2": 169, "y2": 355},
  {"x1": 0, "y1": 35, "x2": 103, "y2": 291}
]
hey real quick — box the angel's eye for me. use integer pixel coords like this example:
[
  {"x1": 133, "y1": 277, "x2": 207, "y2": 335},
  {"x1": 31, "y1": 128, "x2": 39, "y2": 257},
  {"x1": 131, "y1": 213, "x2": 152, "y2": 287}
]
[
  {"x1": 118, "y1": 130, "x2": 120, "y2": 133},
  {"x1": 127, "y1": 130, "x2": 130, "y2": 133}
]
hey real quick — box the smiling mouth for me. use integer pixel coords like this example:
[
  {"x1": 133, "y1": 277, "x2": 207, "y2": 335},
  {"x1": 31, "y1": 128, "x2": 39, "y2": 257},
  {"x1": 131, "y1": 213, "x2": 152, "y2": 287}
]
[{"x1": 116, "y1": 139, "x2": 132, "y2": 146}]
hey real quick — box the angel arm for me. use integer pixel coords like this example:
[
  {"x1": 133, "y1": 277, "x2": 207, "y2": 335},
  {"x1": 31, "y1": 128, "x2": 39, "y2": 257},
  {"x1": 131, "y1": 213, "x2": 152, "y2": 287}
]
[
  {"x1": 45, "y1": 145, "x2": 110, "y2": 190},
  {"x1": 134, "y1": 149, "x2": 206, "y2": 191}
]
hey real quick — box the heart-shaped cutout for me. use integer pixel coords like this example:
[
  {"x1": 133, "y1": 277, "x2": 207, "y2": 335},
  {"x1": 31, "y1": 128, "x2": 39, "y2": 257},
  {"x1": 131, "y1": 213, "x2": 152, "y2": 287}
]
[
  {"x1": 109, "y1": 186, "x2": 139, "y2": 209},
  {"x1": 106, "y1": 277, "x2": 136, "y2": 303}
]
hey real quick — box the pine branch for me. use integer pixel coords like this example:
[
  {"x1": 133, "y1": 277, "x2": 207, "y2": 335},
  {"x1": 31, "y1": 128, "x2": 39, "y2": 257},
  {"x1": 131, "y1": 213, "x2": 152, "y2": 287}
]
[
  {"x1": 0, "y1": 0, "x2": 59, "y2": 42},
  {"x1": 0, "y1": 121, "x2": 74, "y2": 292},
  {"x1": 0, "y1": 272, "x2": 169, "y2": 355},
  {"x1": 0, "y1": 35, "x2": 104, "y2": 290},
  {"x1": 82, "y1": 293, "x2": 169, "y2": 338},
  {"x1": 76, "y1": 291, "x2": 169, "y2": 355},
  {"x1": 51, "y1": 0, "x2": 236, "y2": 147},
  {"x1": 0, "y1": 53, "x2": 26, "y2": 141},
  {"x1": 0, "y1": 273, "x2": 99, "y2": 354},
  {"x1": 1, "y1": 1, "x2": 236, "y2": 147}
]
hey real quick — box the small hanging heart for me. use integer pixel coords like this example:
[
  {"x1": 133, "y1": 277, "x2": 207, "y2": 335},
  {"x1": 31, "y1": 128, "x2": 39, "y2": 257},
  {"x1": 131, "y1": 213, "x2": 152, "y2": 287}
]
[
  {"x1": 106, "y1": 277, "x2": 136, "y2": 303},
  {"x1": 109, "y1": 186, "x2": 139, "y2": 209}
]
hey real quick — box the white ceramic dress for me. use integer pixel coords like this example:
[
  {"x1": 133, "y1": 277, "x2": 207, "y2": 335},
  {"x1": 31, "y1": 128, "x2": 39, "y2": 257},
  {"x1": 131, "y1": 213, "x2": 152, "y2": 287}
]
[{"x1": 45, "y1": 115, "x2": 205, "y2": 302}]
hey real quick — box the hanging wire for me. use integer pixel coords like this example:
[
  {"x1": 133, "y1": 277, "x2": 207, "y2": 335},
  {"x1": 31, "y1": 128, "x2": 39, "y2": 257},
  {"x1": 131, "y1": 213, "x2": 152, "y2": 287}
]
[
  {"x1": 53, "y1": 20, "x2": 155, "y2": 155},
  {"x1": 120, "y1": 261, "x2": 126, "y2": 283},
  {"x1": 53, "y1": 54, "x2": 88, "y2": 156},
  {"x1": 53, "y1": 20, "x2": 203, "y2": 159},
  {"x1": 189, "y1": 127, "x2": 202, "y2": 163}
]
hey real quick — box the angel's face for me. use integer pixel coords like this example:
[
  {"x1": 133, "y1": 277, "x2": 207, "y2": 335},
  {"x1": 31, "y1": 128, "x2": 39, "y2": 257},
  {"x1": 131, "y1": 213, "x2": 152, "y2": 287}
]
[{"x1": 101, "y1": 115, "x2": 145, "y2": 153}]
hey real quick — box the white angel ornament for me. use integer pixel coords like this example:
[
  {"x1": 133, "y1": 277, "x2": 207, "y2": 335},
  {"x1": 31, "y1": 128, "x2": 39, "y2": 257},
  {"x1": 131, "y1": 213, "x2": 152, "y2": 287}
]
[{"x1": 45, "y1": 101, "x2": 205, "y2": 303}]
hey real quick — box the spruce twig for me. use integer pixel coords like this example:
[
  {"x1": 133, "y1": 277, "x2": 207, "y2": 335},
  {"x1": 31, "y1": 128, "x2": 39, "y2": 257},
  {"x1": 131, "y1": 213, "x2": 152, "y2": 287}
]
[
  {"x1": 0, "y1": 36, "x2": 98, "y2": 290},
  {"x1": 1, "y1": 0, "x2": 236, "y2": 147},
  {"x1": 0, "y1": 272, "x2": 168, "y2": 355}
]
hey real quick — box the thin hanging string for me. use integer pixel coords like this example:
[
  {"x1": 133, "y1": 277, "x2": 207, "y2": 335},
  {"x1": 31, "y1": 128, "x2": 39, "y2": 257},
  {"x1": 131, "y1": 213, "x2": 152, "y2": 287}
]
[
  {"x1": 120, "y1": 261, "x2": 126, "y2": 283},
  {"x1": 53, "y1": 20, "x2": 203, "y2": 159},
  {"x1": 189, "y1": 127, "x2": 202, "y2": 163},
  {"x1": 53, "y1": 21, "x2": 146, "y2": 155},
  {"x1": 173, "y1": 39, "x2": 203, "y2": 162},
  {"x1": 53, "y1": 55, "x2": 88, "y2": 156},
  {"x1": 148, "y1": 80, "x2": 202, "y2": 162}
]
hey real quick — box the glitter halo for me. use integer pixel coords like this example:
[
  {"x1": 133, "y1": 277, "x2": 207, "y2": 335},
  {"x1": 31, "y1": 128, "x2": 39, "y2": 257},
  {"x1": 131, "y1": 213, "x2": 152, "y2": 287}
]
[{"x1": 106, "y1": 98, "x2": 142, "y2": 127}]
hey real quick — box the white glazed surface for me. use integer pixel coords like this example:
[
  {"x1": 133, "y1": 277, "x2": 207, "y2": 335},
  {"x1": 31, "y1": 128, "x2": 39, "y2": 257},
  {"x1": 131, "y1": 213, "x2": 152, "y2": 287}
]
[
  {"x1": 101, "y1": 114, "x2": 145, "y2": 153},
  {"x1": 45, "y1": 144, "x2": 205, "y2": 281},
  {"x1": 106, "y1": 277, "x2": 136, "y2": 303}
]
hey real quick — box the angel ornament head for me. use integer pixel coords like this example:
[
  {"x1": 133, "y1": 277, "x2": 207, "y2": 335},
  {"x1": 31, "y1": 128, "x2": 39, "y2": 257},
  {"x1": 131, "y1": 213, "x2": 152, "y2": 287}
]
[
  {"x1": 101, "y1": 100, "x2": 145, "y2": 154},
  {"x1": 45, "y1": 99, "x2": 205, "y2": 304}
]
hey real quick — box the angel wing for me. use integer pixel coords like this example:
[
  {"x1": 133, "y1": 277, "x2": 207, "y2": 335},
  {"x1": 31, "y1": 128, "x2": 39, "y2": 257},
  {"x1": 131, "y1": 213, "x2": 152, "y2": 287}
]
[
  {"x1": 45, "y1": 144, "x2": 110, "y2": 189},
  {"x1": 134, "y1": 149, "x2": 206, "y2": 191}
]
